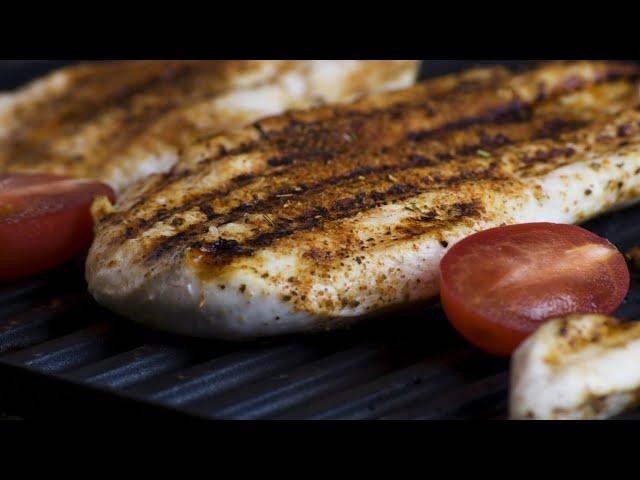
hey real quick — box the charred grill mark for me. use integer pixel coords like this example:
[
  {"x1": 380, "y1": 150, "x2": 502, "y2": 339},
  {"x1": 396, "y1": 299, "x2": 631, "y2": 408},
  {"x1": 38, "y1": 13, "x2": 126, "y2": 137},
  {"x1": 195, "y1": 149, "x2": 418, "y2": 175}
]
[
  {"x1": 199, "y1": 203, "x2": 216, "y2": 220},
  {"x1": 601, "y1": 67, "x2": 639, "y2": 83},
  {"x1": 406, "y1": 154, "x2": 437, "y2": 166},
  {"x1": 449, "y1": 201, "x2": 481, "y2": 217},
  {"x1": 267, "y1": 156, "x2": 294, "y2": 167},
  {"x1": 102, "y1": 63, "x2": 639, "y2": 229},
  {"x1": 481, "y1": 131, "x2": 513, "y2": 147},
  {"x1": 391, "y1": 201, "x2": 485, "y2": 242},
  {"x1": 119, "y1": 172, "x2": 175, "y2": 219},
  {"x1": 143, "y1": 111, "x2": 640, "y2": 266},
  {"x1": 457, "y1": 132, "x2": 513, "y2": 155},
  {"x1": 250, "y1": 68, "x2": 511, "y2": 140},
  {"x1": 135, "y1": 209, "x2": 170, "y2": 232},
  {"x1": 196, "y1": 238, "x2": 240, "y2": 253},
  {"x1": 332, "y1": 193, "x2": 367, "y2": 212},
  {"x1": 230, "y1": 174, "x2": 254, "y2": 185},
  {"x1": 175, "y1": 69, "x2": 510, "y2": 170},
  {"x1": 253, "y1": 123, "x2": 270, "y2": 141},
  {"x1": 403, "y1": 63, "x2": 637, "y2": 142},
  {"x1": 406, "y1": 100, "x2": 532, "y2": 142},
  {"x1": 112, "y1": 147, "x2": 338, "y2": 225},
  {"x1": 532, "y1": 118, "x2": 590, "y2": 140},
  {"x1": 520, "y1": 118, "x2": 640, "y2": 174},
  {"x1": 112, "y1": 63, "x2": 640, "y2": 265},
  {"x1": 125, "y1": 109, "x2": 601, "y2": 241},
  {"x1": 131, "y1": 160, "x2": 412, "y2": 239},
  {"x1": 420, "y1": 211, "x2": 439, "y2": 222},
  {"x1": 266, "y1": 150, "x2": 336, "y2": 168},
  {"x1": 125, "y1": 168, "x2": 260, "y2": 233},
  {"x1": 490, "y1": 105, "x2": 535, "y2": 125},
  {"x1": 147, "y1": 163, "x2": 502, "y2": 266},
  {"x1": 199, "y1": 196, "x2": 487, "y2": 269},
  {"x1": 183, "y1": 63, "x2": 636, "y2": 174},
  {"x1": 618, "y1": 124, "x2": 632, "y2": 137},
  {"x1": 147, "y1": 230, "x2": 191, "y2": 262},
  {"x1": 521, "y1": 146, "x2": 576, "y2": 167}
]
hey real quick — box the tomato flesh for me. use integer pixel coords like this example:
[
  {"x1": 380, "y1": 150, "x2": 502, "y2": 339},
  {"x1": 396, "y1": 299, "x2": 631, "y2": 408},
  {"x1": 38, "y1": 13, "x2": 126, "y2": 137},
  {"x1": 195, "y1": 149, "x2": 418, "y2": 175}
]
[
  {"x1": 439, "y1": 223, "x2": 630, "y2": 357},
  {"x1": 0, "y1": 174, "x2": 115, "y2": 279}
]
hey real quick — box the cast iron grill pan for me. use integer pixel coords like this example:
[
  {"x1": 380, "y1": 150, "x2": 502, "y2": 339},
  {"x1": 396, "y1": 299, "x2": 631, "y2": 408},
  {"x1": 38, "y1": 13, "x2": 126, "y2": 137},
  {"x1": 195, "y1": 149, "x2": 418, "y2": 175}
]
[{"x1": 0, "y1": 61, "x2": 639, "y2": 419}]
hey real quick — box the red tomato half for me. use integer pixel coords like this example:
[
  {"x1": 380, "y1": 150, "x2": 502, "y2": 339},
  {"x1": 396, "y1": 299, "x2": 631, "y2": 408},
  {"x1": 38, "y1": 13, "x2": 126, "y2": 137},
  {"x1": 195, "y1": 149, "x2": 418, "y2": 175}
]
[
  {"x1": 439, "y1": 223, "x2": 630, "y2": 357},
  {"x1": 0, "y1": 174, "x2": 115, "y2": 279}
]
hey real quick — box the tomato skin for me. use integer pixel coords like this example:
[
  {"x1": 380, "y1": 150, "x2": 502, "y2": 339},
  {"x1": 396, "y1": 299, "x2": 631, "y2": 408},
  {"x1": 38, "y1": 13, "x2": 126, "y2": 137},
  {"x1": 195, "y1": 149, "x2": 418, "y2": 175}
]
[
  {"x1": 440, "y1": 278, "x2": 529, "y2": 357},
  {"x1": 0, "y1": 174, "x2": 115, "y2": 280},
  {"x1": 439, "y1": 223, "x2": 630, "y2": 357}
]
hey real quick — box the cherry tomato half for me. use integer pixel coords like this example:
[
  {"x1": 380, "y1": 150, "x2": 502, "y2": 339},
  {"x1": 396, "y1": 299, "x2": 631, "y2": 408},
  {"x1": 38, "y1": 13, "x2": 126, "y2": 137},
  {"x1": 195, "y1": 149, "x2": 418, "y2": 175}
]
[
  {"x1": 439, "y1": 222, "x2": 630, "y2": 357},
  {"x1": 0, "y1": 174, "x2": 115, "y2": 279}
]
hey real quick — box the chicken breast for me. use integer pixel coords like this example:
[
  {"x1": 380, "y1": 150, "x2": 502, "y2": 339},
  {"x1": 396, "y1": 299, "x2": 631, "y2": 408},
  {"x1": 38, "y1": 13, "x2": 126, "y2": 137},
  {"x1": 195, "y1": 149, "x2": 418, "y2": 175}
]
[
  {"x1": 510, "y1": 314, "x2": 640, "y2": 420},
  {"x1": 87, "y1": 60, "x2": 640, "y2": 340},
  {"x1": 0, "y1": 60, "x2": 419, "y2": 192}
]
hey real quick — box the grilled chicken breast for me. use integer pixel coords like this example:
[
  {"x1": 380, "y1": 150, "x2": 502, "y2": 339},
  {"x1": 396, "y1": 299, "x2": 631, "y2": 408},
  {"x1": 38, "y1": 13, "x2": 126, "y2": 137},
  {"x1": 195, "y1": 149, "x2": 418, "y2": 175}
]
[
  {"x1": 0, "y1": 60, "x2": 419, "y2": 192},
  {"x1": 510, "y1": 314, "x2": 640, "y2": 420},
  {"x1": 87, "y1": 60, "x2": 640, "y2": 340}
]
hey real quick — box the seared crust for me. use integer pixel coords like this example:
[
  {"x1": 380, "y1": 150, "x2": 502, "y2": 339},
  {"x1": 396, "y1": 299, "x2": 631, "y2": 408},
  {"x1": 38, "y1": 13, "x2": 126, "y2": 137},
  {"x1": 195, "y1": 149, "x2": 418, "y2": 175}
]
[
  {"x1": 87, "y1": 61, "x2": 640, "y2": 339},
  {"x1": 0, "y1": 60, "x2": 419, "y2": 191}
]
